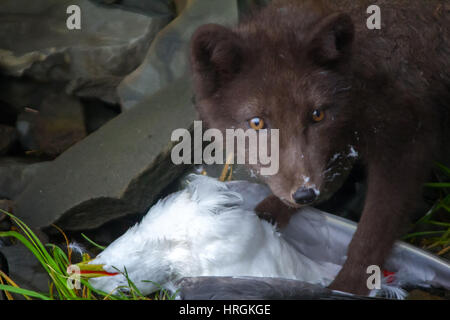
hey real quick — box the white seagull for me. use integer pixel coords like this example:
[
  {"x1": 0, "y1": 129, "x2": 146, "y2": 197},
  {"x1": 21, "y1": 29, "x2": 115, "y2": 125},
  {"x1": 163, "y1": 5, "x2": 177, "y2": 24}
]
[{"x1": 75, "y1": 175, "x2": 417, "y2": 299}]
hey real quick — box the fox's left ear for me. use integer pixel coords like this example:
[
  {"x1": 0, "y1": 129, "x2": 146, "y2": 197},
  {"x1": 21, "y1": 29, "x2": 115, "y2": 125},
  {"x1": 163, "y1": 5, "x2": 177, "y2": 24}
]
[
  {"x1": 308, "y1": 13, "x2": 354, "y2": 66},
  {"x1": 190, "y1": 24, "x2": 244, "y2": 98}
]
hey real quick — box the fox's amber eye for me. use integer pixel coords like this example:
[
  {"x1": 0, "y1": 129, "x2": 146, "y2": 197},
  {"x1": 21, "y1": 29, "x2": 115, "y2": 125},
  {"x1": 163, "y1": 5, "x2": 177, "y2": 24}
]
[
  {"x1": 312, "y1": 109, "x2": 325, "y2": 122},
  {"x1": 249, "y1": 117, "x2": 265, "y2": 130}
]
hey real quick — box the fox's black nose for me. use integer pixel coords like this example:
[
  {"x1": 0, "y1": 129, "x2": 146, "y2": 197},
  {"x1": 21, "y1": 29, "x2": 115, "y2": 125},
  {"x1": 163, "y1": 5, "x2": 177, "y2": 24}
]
[{"x1": 292, "y1": 187, "x2": 317, "y2": 205}]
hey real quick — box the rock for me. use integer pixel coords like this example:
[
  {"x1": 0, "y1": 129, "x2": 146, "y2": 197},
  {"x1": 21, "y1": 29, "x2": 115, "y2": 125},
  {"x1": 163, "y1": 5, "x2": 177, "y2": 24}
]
[
  {"x1": 15, "y1": 76, "x2": 196, "y2": 231},
  {"x1": 118, "y1": 0, "x2": 239, "y2": 110},
  {"x1": 0, "y1": 199, "x2": 14, "y2": 217},
  {"x1": 92, "y1": 0, "x2": 175, "y2": 17},
  {"x1": 1, "y1": 244, "x2": 50, "y2": 298},
  {"x1": 15, "y1": 111, "x2": 39, "y2": 153},
  {"x1": 0, "y1": 125, "x2": 17, "y2": 155},
  {"x1": 0, "y1": 76, "x2": 65, "y2": 114},
  {"x1": 0, "y1": 250, "x2": 8, "y2": 274},
  {"x1": 0, "y1": 100, "x2": 19, "y2": 127},
  {"x1": 16, "y1": 94, "x2": 87, "y2": 157},
  {"x1": 82, "y1": 99, "x2": 120, "y2": 134},
  {"x1": 0, "y1": 158, "x2": 50, "y2": 200},
  {"x1": 0, "y1": 200, "x2": 14, "y2": 247},
  {"x1": 0, "y1": 0, "x2": 172, "y2": 104},
  {"x1": 79, "y1": 214, "x2": 144, "y2": 246},
  {"x1": 0, "y1": 250, "x2": 8, "y2": 300}
]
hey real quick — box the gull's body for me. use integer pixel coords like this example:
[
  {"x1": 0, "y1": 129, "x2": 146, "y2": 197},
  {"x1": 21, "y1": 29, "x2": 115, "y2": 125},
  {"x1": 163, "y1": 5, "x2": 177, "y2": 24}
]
[{"x1": 88, "y1": 175, "x2": 339, "y2": 295}]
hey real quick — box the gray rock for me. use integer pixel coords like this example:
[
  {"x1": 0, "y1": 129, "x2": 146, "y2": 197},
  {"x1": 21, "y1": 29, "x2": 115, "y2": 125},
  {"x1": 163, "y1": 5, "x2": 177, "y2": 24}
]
[
  {"x1": 0, "y1": 77, "x2": 65, "y2": 113},
  {"x1": 0, "y1": 0, "x2": 172, "y2": 104},
  {"x1": 15, "y1": 76, "x2": 196, "y2": 231},
  {"x1": 0, "y1": 250, "x2": 7, "y2": 274},
  {"x1": 0, "y1": 199, "x2": 14, "y2": 213},
  {"x1": 0, "y1": 250, "x2": 8, "y2": 300},
  {"x1": 15, "y1": 111, "x2": 39, "y2": 153},
  {"x1": 92, "y1": 0, "x2": 175, "y2": 16},
  {"x1": 0, "y1": 200, "x2": 14, "y2": 247},
  {"x1": 0, "y1": 158, "x2": 49, "y2": 200},
  {"x1": 118, "y1": 0, "x2": 239, "y2": 110},
  {"x1": 16, "y1": 93, "x2": 87, "y2": 157},
  {"x1": 0, "y1": 100, "x2": 18, "y2": 126},
  {"x1": 1, "y1": 244, "x2": 50, "y2": 298},
  {"x1": 83, "y1": 100, "x2": 120, "y2": 134},
  {"x1": 0, "y1": 200, "x2": 13, "y2": 233},
  {"x1": 0, "y1": 125, "x2": 17, "y2": 155}
]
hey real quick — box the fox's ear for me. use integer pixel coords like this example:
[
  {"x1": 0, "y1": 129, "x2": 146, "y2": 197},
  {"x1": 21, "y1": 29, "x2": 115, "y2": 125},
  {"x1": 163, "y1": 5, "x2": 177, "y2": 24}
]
[
  {"x1": 308, "y1": 13, "x2": 354, "y2": 66},
  {"x1": 191, "y1": 24, "x2": 244, "y2": 98}
]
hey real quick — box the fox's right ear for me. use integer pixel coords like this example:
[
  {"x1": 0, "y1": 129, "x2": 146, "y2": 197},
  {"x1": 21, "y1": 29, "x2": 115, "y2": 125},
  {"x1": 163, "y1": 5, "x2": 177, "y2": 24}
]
[
  {"x1": 307, "y1": 13, "x2": 354, "y2": 66},
  {"x1": 191, "y1": 24, "x2": 244, "y2": 98}
]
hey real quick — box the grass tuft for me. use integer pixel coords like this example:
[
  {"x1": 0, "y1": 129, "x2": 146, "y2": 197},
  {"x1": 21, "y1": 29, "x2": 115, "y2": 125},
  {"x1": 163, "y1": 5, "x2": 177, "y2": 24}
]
[
  {"x1": 403, "y1": 163, "x2": 450, "y2": 257},
  {"x1": 0, "y1": 209, "x2": 174, "y2": 300}
]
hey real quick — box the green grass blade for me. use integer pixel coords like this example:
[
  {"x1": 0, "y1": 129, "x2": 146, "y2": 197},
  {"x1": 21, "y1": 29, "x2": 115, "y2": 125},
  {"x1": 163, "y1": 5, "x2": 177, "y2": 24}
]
[
  {"x1": 424, "y1": 220, "x2": 450, "y2": 228},
  {"x1": 424, "y1": 182, "x2": 450, "y2": 188},
  {"x1": 46, "y1": 244, "x2": 70, "y2": 274},
  {"x1": 0, "y1": 229, "x2": 76, "y2": 299},
  {"x1": 0, "y1": 210, "x2": 48, "y2": 257},
  {"x1": 0, "y1": 231, "x2": 52, "y2": 274},
  {"x1": 415, "y1": 203, "x2": 439, "y2": 225},
  {"x1": 402, "y1": 230, "x2": 446, "y2": 240},
  {"x1": 0, "y1": 284, "x2": 51, "y2": 300},
  {"x1": 435, "y1": 162, "x2": 450, "y2": 178},
  {"x1": 0, "y1": 211, "x2": 157, "y2": 300},
  {"x1": 81, "y1": 233, "x2": 106, "y2": 250}
]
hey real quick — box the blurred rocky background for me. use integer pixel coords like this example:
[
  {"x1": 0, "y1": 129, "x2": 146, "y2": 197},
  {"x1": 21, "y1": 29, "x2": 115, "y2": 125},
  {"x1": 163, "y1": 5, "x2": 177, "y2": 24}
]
[{"x1": 0, "y1": 0, "x2": 273, "y2": 295}]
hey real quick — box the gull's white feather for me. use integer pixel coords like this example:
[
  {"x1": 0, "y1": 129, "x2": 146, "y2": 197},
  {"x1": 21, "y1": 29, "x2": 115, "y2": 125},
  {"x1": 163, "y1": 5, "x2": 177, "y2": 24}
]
[{"x1": 88, "y1": 175, "x2": 339, "y2": 295}]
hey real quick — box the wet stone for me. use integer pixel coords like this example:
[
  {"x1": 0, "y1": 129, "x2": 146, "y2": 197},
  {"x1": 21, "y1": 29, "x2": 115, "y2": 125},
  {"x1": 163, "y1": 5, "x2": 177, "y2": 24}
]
[
  {"x1": 0, "y1": 125, "x2": 17, "y2": 155},
  {"x1": 15, "y1": 76, "x2": 196, "y2": 232},
  {"x1": 1, "y1": 244, "x2": 50, "y2": 298},
  {"x1": 16, "y1": 94, "x2": 86, "y2": 158}
]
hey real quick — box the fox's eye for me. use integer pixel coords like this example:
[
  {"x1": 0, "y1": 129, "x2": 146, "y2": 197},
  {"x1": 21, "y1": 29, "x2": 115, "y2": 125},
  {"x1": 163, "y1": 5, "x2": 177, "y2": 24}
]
[
  {"x1": 248, "y1": 117, "x2": 265, "y2": 130},
  {"x1": 312, "y1": 109, "x2": 325, "y2": 122}
]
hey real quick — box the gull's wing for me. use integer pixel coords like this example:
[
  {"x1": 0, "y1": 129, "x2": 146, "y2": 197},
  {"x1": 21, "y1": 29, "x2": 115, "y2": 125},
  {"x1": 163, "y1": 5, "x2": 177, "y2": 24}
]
[
  {"x1": 176, "y1": 276, "x2": 375, "y2": 300},
  {"x1": 226, "y1": 180, "x2": 450, "y2": 290}
]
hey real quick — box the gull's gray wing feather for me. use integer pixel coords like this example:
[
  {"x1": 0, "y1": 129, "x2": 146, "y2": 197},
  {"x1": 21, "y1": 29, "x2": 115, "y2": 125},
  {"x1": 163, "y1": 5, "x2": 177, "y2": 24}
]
[{"x1": 176, "y1": 276, "x2": 374, "y2": 300}]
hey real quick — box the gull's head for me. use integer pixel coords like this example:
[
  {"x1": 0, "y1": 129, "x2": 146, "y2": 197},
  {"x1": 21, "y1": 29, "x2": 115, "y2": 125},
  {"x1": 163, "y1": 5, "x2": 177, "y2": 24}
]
[{"x1": 76, "y1": 175, "x2": 269, "y2": 296}]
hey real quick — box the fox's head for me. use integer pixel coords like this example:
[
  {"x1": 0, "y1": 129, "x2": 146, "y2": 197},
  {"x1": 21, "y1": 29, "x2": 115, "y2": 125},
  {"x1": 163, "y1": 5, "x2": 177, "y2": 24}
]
[{"x1": 190, "y1": 9, "x2": 361, "y2": 208}]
